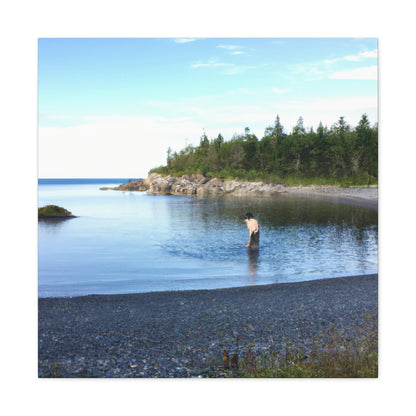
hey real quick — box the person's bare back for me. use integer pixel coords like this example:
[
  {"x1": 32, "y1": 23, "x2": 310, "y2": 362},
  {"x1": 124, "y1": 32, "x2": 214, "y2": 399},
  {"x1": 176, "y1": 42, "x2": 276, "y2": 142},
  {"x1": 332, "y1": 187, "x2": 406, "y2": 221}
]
[{"x1": 245, "y1": 213, "x2": 260, "y2": 248}]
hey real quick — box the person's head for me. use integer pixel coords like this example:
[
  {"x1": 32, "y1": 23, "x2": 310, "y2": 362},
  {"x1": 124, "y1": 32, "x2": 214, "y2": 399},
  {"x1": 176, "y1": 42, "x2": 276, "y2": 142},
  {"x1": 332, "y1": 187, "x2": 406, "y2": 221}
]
[{"x1": 245, "y1": 212, "x2": 254, "y2": 220}]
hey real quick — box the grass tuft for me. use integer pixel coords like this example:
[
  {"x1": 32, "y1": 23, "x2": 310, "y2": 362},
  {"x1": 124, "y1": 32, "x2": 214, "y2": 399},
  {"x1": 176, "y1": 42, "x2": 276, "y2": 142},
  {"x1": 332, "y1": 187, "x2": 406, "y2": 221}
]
[{"x1": 208, "y1": 312, "x2": 378, "y2": 378}]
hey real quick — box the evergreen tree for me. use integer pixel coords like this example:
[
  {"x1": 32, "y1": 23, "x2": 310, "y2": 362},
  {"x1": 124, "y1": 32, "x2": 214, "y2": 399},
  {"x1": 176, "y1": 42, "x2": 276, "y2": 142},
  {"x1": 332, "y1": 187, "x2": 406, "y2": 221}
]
[
  {"x1": 273, "y1": 114, "x2": 285, "y2": 137},
  {"x1": 242, "y1": 132, "x2": 259, "y2": 171},
  {"x1": 356, "y1": 114, "x2": 377, "y2": 179},
  {"x1": 290, "y1": 117, "x2": 307, "y2": 173},
  {"x1": 312, "y1": 122, "x2": 330, "y2": 176},
  {"x1": 150, "y1": 113, "x2": 378, "y2": 184}
]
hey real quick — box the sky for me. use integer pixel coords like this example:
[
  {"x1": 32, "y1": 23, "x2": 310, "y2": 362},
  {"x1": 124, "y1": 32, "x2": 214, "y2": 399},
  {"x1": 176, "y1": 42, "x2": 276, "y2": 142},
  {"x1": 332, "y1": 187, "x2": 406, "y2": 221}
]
[{"x1": 38, "y1": 38, "x2": 378, "y2": 178}]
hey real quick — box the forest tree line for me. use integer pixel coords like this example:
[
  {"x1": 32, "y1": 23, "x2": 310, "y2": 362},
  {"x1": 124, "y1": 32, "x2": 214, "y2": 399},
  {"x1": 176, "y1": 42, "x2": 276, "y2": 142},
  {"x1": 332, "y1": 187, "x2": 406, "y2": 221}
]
[{"x1": 150, "y1": 114, "x2": 378, "y2": 186}]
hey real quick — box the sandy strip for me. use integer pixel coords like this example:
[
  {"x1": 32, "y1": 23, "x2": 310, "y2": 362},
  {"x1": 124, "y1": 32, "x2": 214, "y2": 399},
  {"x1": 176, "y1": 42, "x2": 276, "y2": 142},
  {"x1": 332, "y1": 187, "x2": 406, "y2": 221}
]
[{"x1": 38, "y1": 274, "x2": 378, "y2": 378}]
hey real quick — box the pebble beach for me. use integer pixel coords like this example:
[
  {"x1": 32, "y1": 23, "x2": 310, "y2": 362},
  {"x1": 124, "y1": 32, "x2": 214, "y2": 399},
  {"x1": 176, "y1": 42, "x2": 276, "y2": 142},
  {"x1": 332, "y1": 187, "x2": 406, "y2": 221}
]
[{"x1": 38, "y1": 274, "x2": 378, "y2": 378}]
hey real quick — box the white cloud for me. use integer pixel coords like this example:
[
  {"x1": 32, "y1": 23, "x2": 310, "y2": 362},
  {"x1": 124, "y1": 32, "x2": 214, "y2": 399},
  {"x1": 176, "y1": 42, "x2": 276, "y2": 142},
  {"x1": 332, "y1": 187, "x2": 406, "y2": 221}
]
[
  {"x1": 219, "y1": 110, "x2": 275, "y2": 125},
  {"x1": 344, "y1": 55, "x2": 362, "y2": 62},
  {"x1": 329, "y1": 65, "x2": 378, "y2": 80},
  {"x1": 279, "y1": 96, "x2": 377, "y2": 112},
  {"x1": 217, "y1": 44, "x2": 247, "y2": 55},
  {"x1": 324, "y1": 58, "x2": 338, "y2": 65},
  {"x1": 217, "y1": 44, "x2": 242, "y2": 50},
  {"x1": 325, "y1": 49, "x2": 378, "y2": 64},
  {"x1": 191, "y1": 60, "x2": 256, "y2": 75},
  {"x1": 173, "y1": 38, "x2": 197, "y2": 43},
  {"x1": 191, "y1": 60, "x2": 232, "y2": 69},
  {"x1": 163, "y1": 92, "x2": 374, "y2": 136},
  {"x1": 344, "y1": 49, "x2": 378, "y2": 62},
  {"x1": 290, "y1": 63, "x2": 325, "y2": 80},
  {"x1": 38, "y1": 116, "x2": 203, "y2": 178},
  {"x1": 292, "y1": 48, "x2": 378, "y2": 81},
  {"x1": 360, "y1": 49, "x2": 378, "y2": 58},
  {"x1": 276, "y1": 95, "x2": 377, "y2": 128}
]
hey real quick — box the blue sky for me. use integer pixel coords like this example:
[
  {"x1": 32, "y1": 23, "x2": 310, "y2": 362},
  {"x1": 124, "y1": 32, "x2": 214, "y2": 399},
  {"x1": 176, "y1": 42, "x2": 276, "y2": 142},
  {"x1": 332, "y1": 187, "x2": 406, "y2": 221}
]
[{"x1": 38, "y1": 38, "x2": 378, "y2": 178}]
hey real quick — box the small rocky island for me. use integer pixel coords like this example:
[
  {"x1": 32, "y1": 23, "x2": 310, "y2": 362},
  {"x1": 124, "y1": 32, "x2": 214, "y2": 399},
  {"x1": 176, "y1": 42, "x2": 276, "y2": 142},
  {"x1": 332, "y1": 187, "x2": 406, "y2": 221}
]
[{"x1": 38, "y1": 205, "x2": 77, "y2": 219}]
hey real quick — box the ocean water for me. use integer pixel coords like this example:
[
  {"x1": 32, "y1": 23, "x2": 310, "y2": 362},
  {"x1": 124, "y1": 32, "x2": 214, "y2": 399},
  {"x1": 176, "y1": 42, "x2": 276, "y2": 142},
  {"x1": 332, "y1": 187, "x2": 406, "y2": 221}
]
[{"x1": 38, "y1": 179, "x2": 378, "y2": 297}]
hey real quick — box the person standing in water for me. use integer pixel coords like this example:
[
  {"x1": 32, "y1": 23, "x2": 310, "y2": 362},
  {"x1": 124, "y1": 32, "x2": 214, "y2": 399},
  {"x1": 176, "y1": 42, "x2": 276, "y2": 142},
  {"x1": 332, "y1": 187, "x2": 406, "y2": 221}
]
[{"x1": 245, "y1": 212, "x2": 260, "y2": 248}]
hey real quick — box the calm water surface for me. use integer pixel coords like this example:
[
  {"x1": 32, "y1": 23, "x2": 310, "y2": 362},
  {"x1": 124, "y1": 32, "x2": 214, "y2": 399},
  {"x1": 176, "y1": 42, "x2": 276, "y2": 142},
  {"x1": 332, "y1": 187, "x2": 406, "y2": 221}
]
[{"x1": 38, "y1": 179, "x2": 378, "y2": 297}]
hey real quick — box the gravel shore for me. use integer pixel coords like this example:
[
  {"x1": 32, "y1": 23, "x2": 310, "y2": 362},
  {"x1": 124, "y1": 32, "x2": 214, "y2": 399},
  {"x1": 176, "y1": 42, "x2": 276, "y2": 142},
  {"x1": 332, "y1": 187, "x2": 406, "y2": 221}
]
[
  {"x1": 39, "y1": 274, "x2": 378, "y2": 378},
  {"x1": 284, "y1": 186, "x2": 378, "y2": 210}
]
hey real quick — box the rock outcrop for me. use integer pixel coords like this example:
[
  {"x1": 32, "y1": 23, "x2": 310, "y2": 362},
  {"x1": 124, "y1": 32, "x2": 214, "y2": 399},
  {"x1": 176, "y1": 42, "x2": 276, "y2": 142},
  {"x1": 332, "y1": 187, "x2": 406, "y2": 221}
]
[
  {"x1": 103, "y1": 173, "x2": 287, "y2": 197},
  {"x1": 99, "y1": 174, "x2": 378, "y2": 209}
]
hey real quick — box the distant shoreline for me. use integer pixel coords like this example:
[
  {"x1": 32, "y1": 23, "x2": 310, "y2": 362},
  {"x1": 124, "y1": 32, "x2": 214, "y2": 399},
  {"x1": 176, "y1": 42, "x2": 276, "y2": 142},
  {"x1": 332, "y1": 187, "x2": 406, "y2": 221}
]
[{"x1": 103, "y1": 173, "x2": 378, "y2": 210}]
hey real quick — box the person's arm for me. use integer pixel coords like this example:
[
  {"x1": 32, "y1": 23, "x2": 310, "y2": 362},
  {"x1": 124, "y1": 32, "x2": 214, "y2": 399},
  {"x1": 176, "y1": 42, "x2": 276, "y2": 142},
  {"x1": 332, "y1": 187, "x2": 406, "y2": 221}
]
[{"x1": 246, "y1": 229, "x2": 253, "y2": 247}]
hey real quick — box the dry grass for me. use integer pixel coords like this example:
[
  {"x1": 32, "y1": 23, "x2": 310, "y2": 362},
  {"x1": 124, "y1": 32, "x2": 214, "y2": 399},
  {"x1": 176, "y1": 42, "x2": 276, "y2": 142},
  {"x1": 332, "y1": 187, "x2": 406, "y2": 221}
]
[{"x1": 220, "y1": 312, "x2": 378, "y2": 378}]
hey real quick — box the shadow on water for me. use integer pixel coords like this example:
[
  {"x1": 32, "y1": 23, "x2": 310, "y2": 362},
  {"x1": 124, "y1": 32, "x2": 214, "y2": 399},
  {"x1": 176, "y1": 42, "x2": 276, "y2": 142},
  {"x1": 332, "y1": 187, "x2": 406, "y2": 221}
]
[
  {"x1": 38, "y1": 217, "x2": 78, "y2": 237},
  {"x1": 38, "y1": 217, "x2": 76, "y2": 226}
]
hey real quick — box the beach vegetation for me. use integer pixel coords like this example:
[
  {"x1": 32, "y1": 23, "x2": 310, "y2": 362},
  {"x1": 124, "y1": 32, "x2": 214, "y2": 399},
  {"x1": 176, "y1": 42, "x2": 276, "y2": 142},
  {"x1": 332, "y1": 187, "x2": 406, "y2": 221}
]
[{"x1": 207, "y1": 312, "x2": 378, "y2": 378}]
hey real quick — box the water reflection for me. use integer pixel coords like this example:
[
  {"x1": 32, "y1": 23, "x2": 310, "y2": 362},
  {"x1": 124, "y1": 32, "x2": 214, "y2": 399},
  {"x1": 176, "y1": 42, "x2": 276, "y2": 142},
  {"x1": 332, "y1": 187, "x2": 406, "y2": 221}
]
[
  {"x1": 38, "y1": 217, "x2": 75, "y2": 233},
  {"x1": 247, "y1": 247, "x2": 260, "y2": 283},
  {"x1": 166, "y1": 195, "x2": 377, "y2": 287},
  {"x1": 38, "y1": 217, "x2": 75, "y2": 225}
]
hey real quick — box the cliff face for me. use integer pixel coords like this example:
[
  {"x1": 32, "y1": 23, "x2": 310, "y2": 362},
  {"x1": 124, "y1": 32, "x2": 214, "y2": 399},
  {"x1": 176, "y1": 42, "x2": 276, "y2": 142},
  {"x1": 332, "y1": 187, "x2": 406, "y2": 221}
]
[{"x1": 104, "y1": 173, "x2": 286, "y2": 197}]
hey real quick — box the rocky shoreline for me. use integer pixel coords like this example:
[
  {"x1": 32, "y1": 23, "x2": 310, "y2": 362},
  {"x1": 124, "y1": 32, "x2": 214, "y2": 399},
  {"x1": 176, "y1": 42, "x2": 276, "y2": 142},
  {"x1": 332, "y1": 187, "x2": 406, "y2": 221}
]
[{"x1": 101, "y1": 173, "x2": 378, "y2": 209}]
